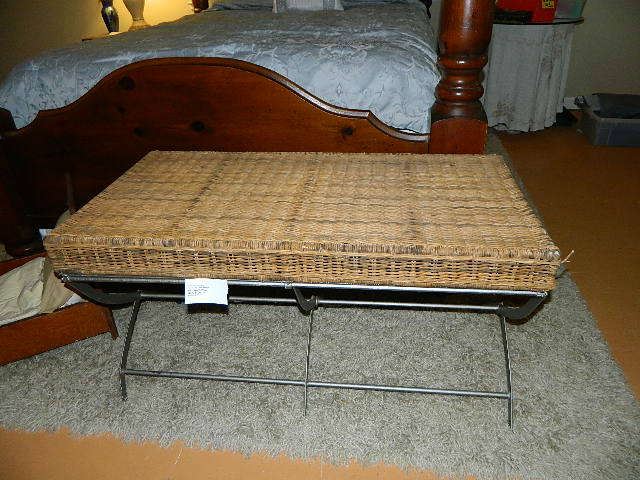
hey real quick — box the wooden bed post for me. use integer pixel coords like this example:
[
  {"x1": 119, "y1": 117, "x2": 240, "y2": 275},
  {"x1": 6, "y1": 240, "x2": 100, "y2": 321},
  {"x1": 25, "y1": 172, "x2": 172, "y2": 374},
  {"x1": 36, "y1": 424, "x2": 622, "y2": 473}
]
[
  {"x1": 0, "y1": 108, "x2": 43, "y2": 257},
  {"x1": 429, "y1": 0, "x2": 494, "y2": 153},
  {"x1": 191, "y1": 0, "x2": 209, "y2": 13}
]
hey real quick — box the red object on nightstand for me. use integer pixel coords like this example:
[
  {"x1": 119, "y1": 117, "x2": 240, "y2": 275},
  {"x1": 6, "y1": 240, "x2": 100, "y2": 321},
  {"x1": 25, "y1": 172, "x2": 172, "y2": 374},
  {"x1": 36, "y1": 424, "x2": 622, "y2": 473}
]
[{"x1": 497, "y1": 0, "x2": 558, "y2": 23}]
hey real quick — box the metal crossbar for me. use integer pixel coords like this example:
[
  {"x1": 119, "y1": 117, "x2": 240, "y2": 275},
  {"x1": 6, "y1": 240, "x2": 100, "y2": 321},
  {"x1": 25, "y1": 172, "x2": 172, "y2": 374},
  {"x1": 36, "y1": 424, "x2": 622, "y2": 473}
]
[{"x1": 62, "y1": 273, "x2": 548, "y2": 429}]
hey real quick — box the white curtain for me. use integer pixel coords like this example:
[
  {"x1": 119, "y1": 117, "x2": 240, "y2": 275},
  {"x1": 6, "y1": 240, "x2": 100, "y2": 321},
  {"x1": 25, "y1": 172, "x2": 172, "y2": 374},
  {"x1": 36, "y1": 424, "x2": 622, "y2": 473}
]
[{"x1": 482, "y1": 23, "x2": 576, "y2": 132}]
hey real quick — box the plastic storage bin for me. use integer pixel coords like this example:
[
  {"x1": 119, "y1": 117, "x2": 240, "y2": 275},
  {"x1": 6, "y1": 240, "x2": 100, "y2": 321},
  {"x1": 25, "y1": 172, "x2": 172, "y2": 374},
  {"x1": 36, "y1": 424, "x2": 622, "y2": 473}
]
[{"x1": 577, "y1": 94, "x2": 640, "y2": 147}]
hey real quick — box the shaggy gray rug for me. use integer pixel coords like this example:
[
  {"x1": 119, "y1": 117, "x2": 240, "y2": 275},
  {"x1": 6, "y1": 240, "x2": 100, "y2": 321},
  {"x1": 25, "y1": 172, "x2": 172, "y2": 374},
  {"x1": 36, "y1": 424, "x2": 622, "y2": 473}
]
[{"x1": 0, "y1": 273, "x2": 638, "y2": 479}]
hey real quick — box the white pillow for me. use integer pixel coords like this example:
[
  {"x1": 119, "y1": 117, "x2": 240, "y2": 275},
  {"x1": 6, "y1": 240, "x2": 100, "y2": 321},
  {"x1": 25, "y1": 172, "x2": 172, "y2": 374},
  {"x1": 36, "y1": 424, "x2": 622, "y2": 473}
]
[
  {"x1": 273, "y1": 0, "x2": 344, "y2": 12},
  {"x1": 210, "y1": 0, "x2": 273, "y2": 10}
]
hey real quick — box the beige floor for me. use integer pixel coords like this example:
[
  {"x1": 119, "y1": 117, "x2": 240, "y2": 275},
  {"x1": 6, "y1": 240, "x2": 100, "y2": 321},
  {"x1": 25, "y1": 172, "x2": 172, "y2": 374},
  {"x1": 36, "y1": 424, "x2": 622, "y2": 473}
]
[
  {"x1": 498, "y1": 127, "x2": 640, "y2": 399},
  {"x1": 1, "y1": 124, "x2": 638, "y2": 479}
]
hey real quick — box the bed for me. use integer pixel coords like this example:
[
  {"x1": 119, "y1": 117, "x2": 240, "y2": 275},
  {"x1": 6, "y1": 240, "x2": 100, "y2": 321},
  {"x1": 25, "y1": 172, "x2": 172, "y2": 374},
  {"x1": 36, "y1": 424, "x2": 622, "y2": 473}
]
[{"x1": 0, "y1": 0, "x2": 495, "y2": 257}]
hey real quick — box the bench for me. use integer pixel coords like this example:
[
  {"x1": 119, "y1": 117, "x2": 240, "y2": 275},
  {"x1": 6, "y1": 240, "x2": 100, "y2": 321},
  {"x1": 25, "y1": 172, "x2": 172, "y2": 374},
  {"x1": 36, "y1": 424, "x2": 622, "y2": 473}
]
[{"x1": 44, "y1": 151, "x2": 561, "y2": 427}]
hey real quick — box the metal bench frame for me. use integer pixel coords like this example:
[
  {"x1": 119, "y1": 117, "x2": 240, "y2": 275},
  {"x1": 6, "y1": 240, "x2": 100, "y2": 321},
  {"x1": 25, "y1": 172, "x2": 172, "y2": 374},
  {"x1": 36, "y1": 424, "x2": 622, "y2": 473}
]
[{"x1": 62, "y1": 273, "x2": 548, "y2": 428}]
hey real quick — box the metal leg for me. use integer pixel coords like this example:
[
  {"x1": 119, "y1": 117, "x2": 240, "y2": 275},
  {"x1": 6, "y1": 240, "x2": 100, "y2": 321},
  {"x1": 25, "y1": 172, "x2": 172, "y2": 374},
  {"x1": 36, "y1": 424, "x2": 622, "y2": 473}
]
[
  {"x1": 64, "y1": 273, "x2": 544, "y2": 426},
  {"x1": 498, "y1": 295, "x2": 547, "y2": 323},
  {"x1": 66, "y1": 281, "x2": 140, "y2": 306},
  {"x1": 499, "y1": 315, "x2": 514, "y2": 429},
  {"x1": 118, "y1": 299, "x2": 517, "y2": 426},
  {"x1": 120, "y1": 296, "x2": 142, "y2": 400},
  {"x1": 303, "y1": 309, "x2": 314, "y2": 414},
  {"x1": 292, "y1": 287, "x2": 318, "y2": 314}
]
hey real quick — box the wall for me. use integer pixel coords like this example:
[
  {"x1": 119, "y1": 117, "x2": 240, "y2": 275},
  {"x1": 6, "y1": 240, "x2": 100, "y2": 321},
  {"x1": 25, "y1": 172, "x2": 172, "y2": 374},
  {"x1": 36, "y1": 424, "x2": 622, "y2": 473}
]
[
  {"x1": 565, "y1": 0, "x2": 640, "y2": 96},
  {"x1": 0, "y1": 0, "x2": 192, "y2": 82}
]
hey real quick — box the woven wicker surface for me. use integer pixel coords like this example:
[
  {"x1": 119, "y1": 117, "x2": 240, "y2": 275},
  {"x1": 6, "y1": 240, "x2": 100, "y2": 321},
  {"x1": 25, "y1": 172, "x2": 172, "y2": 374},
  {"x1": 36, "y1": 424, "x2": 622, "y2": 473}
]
[{"x1": 45, "y1": 151, "x2": 560, "y2": 291}]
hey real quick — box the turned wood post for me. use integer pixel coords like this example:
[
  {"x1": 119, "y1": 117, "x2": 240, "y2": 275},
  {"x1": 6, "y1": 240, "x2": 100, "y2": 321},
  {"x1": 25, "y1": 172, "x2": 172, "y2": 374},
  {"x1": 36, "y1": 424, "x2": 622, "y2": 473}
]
[
  {"x1": 0, "y1": 108, "x2": 43, "y2": 257},
  {"x1": 191, "y1": 0, "x2": 209, "y2": 13},
  {"x1": 429, "y1": 0, "x2": 494, "y2": 153}
]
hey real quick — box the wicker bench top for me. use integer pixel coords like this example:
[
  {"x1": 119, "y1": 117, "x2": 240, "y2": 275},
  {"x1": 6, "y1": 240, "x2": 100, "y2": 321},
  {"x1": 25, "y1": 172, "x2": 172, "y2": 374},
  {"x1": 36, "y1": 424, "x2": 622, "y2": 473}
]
[{"x1": 45, "y1": 151, "x2": 560, "y2": 291}]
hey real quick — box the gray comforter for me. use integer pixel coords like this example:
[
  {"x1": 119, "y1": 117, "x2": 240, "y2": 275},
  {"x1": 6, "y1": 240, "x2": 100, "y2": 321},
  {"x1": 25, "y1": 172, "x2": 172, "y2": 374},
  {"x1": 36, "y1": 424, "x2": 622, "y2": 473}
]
[{"x1": 0, "y1": 0, "x2": 439, "y2": 132}]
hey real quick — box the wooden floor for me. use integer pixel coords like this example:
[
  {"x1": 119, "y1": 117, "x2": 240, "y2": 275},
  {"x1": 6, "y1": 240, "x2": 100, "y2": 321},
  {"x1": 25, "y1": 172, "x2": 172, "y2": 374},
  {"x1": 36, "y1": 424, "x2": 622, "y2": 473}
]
[
  {"x1": 1, "y1": 124, "x2": 638, "y2": 479},
  {"x1": 499, "y1": 126, "x2": 640, "y2": 399}
]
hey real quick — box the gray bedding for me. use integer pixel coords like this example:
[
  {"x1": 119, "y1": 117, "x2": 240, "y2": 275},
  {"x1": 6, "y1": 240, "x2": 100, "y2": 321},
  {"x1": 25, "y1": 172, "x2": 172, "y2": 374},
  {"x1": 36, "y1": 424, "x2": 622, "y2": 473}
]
[{"x1": 0, "y1": 0, "x2": 439, "y2": 132}]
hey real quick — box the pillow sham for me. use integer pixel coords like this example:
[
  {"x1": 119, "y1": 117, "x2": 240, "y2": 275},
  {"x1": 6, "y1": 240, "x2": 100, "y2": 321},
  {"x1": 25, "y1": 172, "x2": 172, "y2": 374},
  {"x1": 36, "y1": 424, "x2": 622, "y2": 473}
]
[
  {"x1": 208, "y1": 0, "x2": 273, "y2": 11},
  {"x1": 341, "y1": 0, "x2": 430, "y2": 16},
  {"x1": 273, "y1": 0, "x2": 344, "y2": 12}
]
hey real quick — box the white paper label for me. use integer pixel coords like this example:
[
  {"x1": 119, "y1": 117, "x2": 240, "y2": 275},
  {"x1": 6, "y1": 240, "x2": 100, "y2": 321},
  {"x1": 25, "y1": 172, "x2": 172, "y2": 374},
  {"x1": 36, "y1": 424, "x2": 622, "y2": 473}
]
[{"x1": 184, "y1": 278, "x2": 228, "y2": 305}]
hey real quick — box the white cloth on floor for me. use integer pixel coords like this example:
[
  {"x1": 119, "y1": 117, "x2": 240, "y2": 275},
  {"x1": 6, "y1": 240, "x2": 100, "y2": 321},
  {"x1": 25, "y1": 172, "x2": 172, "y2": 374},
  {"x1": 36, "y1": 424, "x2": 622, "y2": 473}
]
[{"x1": 0, "y1": 257, "x2": 75, "y2": 326}]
